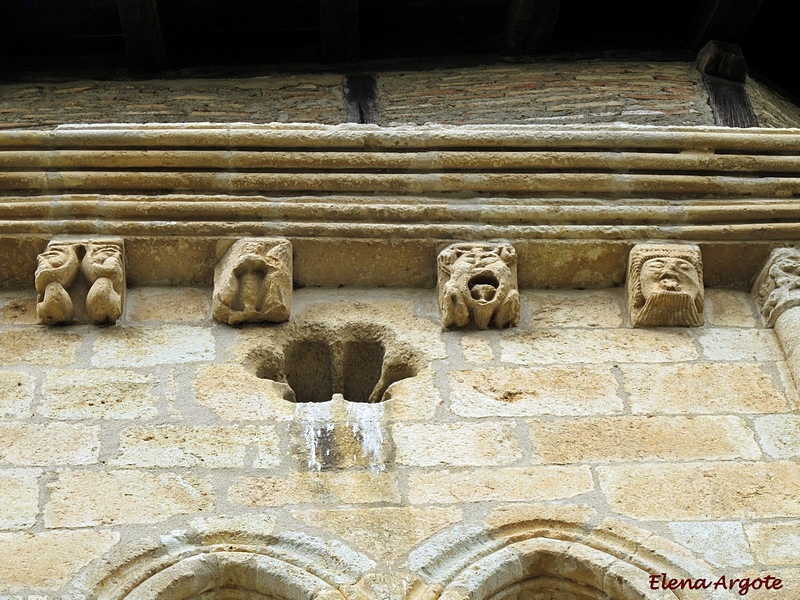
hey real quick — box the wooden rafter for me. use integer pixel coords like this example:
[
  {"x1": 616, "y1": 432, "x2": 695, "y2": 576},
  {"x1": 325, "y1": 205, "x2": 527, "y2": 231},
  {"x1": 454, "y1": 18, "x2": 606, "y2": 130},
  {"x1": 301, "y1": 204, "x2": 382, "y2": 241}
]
[
  {"x1": 504, "y1": 0, "x2": 561, "y2": 56},
  {"x1": 115, "y1": 0, "x2": 166, "y2": 71}
]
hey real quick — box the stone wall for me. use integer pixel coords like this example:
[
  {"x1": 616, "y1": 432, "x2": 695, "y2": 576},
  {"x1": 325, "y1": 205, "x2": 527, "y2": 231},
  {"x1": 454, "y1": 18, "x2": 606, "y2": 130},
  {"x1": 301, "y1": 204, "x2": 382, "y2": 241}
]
[
  {"x1": 378, "y1": 61, "x2": 714, "y2": 126},
  {"x1": 1, "y1": 285, "x2": 798, "y2": 598},
  {"x1": 747, "y1": 78, "x2": 800, "y2": 128},
  {"x1": 0, "y1": 61, "x2": 717, "y2": 129}
]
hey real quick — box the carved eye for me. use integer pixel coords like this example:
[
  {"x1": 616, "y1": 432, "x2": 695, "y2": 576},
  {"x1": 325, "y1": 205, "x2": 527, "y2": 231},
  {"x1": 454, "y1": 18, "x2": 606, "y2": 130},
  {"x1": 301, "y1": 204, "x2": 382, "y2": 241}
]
[
  {"x1": 647, "y1": 260, "x2": 664, "y2": 268},
  {"x1": 680, "y1": 263, "x2": 693, "y2": 271}
]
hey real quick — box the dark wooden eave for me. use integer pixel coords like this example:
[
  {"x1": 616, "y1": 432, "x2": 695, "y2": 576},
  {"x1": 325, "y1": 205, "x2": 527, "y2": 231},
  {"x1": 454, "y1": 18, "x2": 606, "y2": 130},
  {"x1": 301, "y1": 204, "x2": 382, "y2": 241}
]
[{"x1": 116, "y1": 0, "x2": 167, "y2": 71}]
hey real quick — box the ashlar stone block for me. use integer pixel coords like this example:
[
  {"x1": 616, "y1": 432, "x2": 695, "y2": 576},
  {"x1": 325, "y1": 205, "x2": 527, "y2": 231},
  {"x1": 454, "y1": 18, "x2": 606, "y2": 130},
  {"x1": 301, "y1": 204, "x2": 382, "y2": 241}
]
[
  {"x1": 212, "y1": 238, "x2": 292, "y2": 325},
  {"x1": 437, "y1": 242, "x2": 520, "y2": 329},
  {"x1": 0, "y1": 530, "x2": 119, "y2": 592},
  {"x1": 627, "y1": 243, "x2": 704, "y2": 327},
  {"x1": 35, "y1": 238, "x2": 125, "y2": 325}
]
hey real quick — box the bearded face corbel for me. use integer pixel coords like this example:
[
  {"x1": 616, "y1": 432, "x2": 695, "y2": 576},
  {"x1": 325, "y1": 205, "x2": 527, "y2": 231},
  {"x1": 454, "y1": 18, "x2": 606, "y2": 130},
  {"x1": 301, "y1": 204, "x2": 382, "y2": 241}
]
[{"x1": 627, "y1": 244, "x2": 704, "y2": 328}]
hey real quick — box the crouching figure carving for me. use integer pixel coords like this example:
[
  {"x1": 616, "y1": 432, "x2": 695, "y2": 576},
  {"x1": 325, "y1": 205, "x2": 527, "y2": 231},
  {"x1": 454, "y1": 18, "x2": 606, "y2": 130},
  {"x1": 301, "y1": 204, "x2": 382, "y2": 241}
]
[
  {"x1": 438, "y1": 242, "x2": 520, "y2": 329},
  {"x1": 627, "y1": 243, "x2": 704, "y2": 327},
  {"x1": 35, "y1": 238, "x2": 125, "y2": 325},
  {"x1": 213, "y1": 238, "x2": 292, "y2": 325}
]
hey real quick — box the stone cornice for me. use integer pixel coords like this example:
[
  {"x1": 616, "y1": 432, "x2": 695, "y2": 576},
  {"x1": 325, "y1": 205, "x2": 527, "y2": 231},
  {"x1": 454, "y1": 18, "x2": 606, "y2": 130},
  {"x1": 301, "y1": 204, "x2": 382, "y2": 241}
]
[{"x1": 1, "y1": 123, "x2": 799, "y2": 288}]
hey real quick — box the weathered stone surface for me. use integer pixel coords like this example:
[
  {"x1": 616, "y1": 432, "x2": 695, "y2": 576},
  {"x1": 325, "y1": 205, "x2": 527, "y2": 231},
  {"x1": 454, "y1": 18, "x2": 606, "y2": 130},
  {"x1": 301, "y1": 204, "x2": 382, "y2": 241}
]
[
  {"x1": 92, "y1": 325, "x2": 215, "y2": 367},
  {"x1": 697, "y1": 328, "x2": 783, "y2": 361},
  {"x1": 449, "y1": 367, "x2": 622, "y2": 417},
  {"x1": 745, "y1": 522, "x2": 800, "y2": 565},
  {"x1": 128, "y1": 286, "x2": 210, "y2": 322},
  {"x1": 0, "y1": 530, "x2": 119, "y2": 592},
  {"x1": 212, "y1": 238, "x2": 292, "y2": 325},
  {"x1": 407, "y1": 466, "x2": 593, "y2": 504},
  {"x1": 392, "y1": 422, "x2": 522, "y2": 467},
  {"x1": 754, "y1": 415, "x2": 800, "y2": 459},
  {"x1": 598, "y1": 462, "x2": 800, "y2": 519},
  {"x1": 668, "y1": 522, "x2": 753, "y2": 567},
  {"x1": 623, "y1": 363, "x2": 790, "y2": 414},
  {"x1": 0, "y1": 423, "x2": 99, "y2": 466},
  {"x1": 113, "y1": 425, "x2": 280, "y2": 468},
  {"x1": 291, "y1": 396, "x2": 390, "y2": 470},
  {"x1": 461, "y1": 336, "x2": 495, "y2": 363},
  {"x1": 485, "y1": 503, "x2": 597, "y2": 529},
  {"x1": 194, "y1": 364, "x2": 295, "y2": 421},
  {"x1": 189, "y1": 513, "x2": 278, "y2": 538},
  {"x1": 292, "y1": 507, "x2": 463, "y2": 564},
  {"x1": 0, "y1": 330, "x2": 82, "y2": 366},
  {"x1": 383, "y1": 369, "x2": 442, "y2": 421},
  {"x1": 228, "y1": 471, "x2": 401, "y2": 506},
  {"x1": 501, "y1": 329, "x2": 698, "y2": 364},
  {"x1": 45, "y1": 470, "x2": 213, "y2": 527},
  {"x1": 0, "y1": 469, "x2": 39, "y2": 529},
  {"x1": 705, "y1": 289, "x2": 757, "y2": 327},
  {"x1": 0, "y1": 371, "x2": 34, "y2": 419},
  {"x1": 40, "y1": 369, "x2": 158, "y2": 420},
  {"x1": 530, "y1": 416, "x2": 760, "y2": 462},
  {"x1": 437, "y1": 242, "x2": 520, "y2": 329},
  {"x1": 235, "y1": 298, "x2": 446, "y2": 363},
  {"x1": 0, "y1": 295, "x2": 37, "y2": 325},
  {"x1": 526, "y1": 290, "x2": 624, "y2": 328},
  {"x1": 626, "y1": 243, "x2": 704, "y2": 328}
]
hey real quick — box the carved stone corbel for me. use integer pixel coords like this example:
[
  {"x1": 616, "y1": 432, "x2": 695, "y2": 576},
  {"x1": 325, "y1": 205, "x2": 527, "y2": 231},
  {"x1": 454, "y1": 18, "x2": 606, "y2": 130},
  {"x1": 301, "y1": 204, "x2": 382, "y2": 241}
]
[
  {"x1": 437, "y1": 242, "x2": 520, "y2": 330},
  {"x1": 753, "y1": 247, "x2": 800, "y2": 327},
  {"x1": 627, "y1": 243, "x2": 704, "y2": 328},
  {"x1": 212, "y1": 238, "x2": 292, "y2": 325},
  {"x1": 35, "y1": 238, "x2": 125, "y2": 325}
]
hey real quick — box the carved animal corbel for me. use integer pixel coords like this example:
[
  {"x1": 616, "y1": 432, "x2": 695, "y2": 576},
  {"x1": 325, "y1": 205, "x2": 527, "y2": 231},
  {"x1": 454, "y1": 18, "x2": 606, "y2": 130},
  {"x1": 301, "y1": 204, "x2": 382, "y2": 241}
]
[{"x1": 437, "y1": 242, "x2": 520, "y2": 330}]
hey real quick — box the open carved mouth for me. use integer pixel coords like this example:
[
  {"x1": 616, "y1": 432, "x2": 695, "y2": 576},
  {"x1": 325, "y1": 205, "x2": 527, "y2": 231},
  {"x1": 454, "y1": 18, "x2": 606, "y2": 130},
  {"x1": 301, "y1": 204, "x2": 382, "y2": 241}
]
[{"x1": 468, "y1": 273, "x2": 500, "y2": 302}]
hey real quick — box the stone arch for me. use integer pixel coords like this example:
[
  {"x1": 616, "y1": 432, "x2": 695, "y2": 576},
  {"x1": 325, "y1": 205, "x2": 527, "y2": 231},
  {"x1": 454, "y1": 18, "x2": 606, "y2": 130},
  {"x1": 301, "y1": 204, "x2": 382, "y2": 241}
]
[
  {"x1": 407, "y1": 520, "x2": 728, "y2": 600},
  {"x1": 66, "y1": 528, "x2": 374, "y2": 600}
]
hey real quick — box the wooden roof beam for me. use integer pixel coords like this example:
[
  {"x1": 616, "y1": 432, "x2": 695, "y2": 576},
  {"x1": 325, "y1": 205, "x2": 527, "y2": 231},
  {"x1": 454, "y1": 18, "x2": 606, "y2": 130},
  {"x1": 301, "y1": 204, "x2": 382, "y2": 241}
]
[
  {"x1": 697, "y1": 40, "x2": 758, "y2": 127},
  {"x1": 319, "y1": 0, "x2": 360, "y2": 63},
  {"x1": 503, "y1": 0, "x2": 561, "y2": 56},
  {"x1": 687, "y1": 0, "x2": 763, "y2": 49},
  {"x1": 116, "y1": 0, "x2": 167, "y2": 71}
]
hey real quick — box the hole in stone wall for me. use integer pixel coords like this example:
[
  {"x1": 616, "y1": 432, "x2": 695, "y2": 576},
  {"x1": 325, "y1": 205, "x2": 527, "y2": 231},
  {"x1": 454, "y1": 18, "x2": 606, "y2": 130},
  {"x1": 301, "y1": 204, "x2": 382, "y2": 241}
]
[
  {"x1": 248, "y1": 321, "x2": 423, "y2": 405},
  {"x1": 342, "y1": 339, "x2": 384, "y2": 403},
  {"x1": 284, "y1": 339, "x2": 334, "y2": 403}
]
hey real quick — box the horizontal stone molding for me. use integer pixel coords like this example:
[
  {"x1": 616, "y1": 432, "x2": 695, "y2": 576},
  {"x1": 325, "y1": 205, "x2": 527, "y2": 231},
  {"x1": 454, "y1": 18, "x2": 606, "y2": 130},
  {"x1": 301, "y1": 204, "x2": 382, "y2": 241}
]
[{"x1": 1, "y1": 124, "x2": 800, "y2": 288}]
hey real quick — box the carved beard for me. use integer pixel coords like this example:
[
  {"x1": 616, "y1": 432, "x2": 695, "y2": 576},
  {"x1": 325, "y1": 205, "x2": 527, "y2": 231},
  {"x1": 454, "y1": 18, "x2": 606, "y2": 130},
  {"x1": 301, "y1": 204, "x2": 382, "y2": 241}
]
[{"x1": 635, "y1": 290, "x2": 702, "y2": 327}]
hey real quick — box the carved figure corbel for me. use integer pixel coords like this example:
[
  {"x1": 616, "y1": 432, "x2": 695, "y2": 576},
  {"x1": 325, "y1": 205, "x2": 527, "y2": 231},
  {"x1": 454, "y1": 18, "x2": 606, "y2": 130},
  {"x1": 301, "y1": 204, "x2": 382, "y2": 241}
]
[
  {"x1": 35, "y1": 238, "x2": 126, "y2": 325},
  {"x1": 82, "y1": 241, "x2": 126, "y2": 324},
  {"x1": 213, "y1": 238, "x2": 292, "y2": 325},
  {"x1": 437, "y1": 242, "x2": 520, "y2": 330},
  {"x1": 627, "y1": 243, "x2": 704, "y2": 328},
  {"x1": 753, "y1": 247, "x2": 800, "y2": 327},
  {"x1": 35, "y1": 241, "x2": 81, "y2": 324}
]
